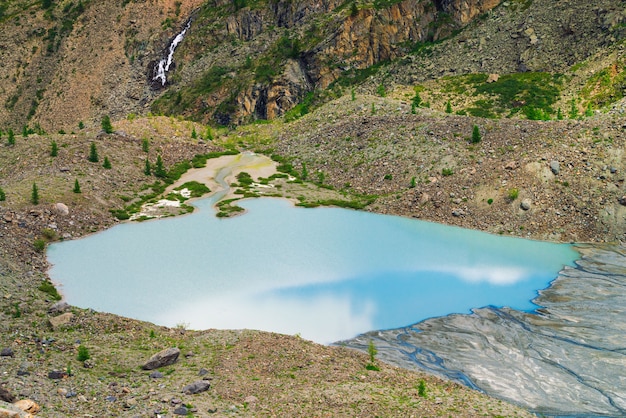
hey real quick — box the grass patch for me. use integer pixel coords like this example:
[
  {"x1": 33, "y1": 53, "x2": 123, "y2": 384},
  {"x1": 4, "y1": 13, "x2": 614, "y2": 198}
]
[
  {"x1": 175, "y1": 181, "x2": 211, "y2": 198},
  {"x1": 38, "y1": 280, "x2": 62, "y2": 301}
]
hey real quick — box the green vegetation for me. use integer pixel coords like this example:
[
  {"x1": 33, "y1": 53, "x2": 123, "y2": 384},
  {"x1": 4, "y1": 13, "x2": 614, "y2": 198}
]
[
  {"x1": 439, "y1": 72, "x2": 563, "y2": 119},
  {"x1": 50, "y1": 140, "x2": 58, "y2": 157},
  {"x1": 31, "y1": 182, "x2": 39, "y2": 204},
  {"x1": 33, "y1": 238, "x2": 46, "y2": 251},
  {"x1": 441, "y1": 168, "x2": 454, "y2": 176},
  {"x1": 508, "y1": 188, "x2": 519, "y2": 201},
  {"x1": 78, "y1": 121, "x2": 85, "y2": 129},
  {"x1": 154, "y1": 155, "x2": 166, "y2": 178},
  {"x1": 102, "y1": 156, "x2": 112, "y2": 169},
  {"x1": 0, "y1": 187, "x2": 5, "y2": 201},
  {"x1": 365, "y1": 340, "x2": 380, "y2": 371},
  {"x1": 418, "y1": 379, "x2": 427, "y2": 398},
  {"x1": 101, "y1": 115, "x2": 113, "y2": 133},
  {"x1": 7, "y1": 128, "x2": 15, "y2": 146},
  {"x1": 144, "y1": 158, "x2": 151, "y2": 176},
  {"x1": 471, "y1": 125, "x2": 481, "y2": 143},
  {"x1": 88, "y1": 142, "x2": 99, "y2": 162},
  {"x1": 216, "y1": 198, "x2": 245, "y2": 217},
  {"x1": 73, "y1": 179, "x2": 81, "y2": 193},
  {"x1": 175, "y1": 181, "x2": 210, "y2": 198},
  {"x1": 38, "y1": 280, "x2": 61, "y2": 300},
  {"x1": 580, "y1": 62, "x2": 626, "y2": 111},
  {"x1": 236, "y1": 172, "x2": 254, "y2": 187},
  {"x1": 77, "y1": 345, "x2": 91, "y2": 362},
  {"x1": 142, "y1": 137, "x2": 150, "y2": 153}
]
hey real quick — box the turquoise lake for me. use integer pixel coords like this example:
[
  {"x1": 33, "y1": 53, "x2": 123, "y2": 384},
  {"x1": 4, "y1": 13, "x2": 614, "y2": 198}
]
[{"x1": 47, "y1": 197, "x2": 579, "y2": 344}]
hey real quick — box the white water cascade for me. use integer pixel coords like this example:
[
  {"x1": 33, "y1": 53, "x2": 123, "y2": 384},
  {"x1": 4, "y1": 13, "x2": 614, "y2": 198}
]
[{"x1": 153, "y1": 19, "x2": 191, "y2": 86}]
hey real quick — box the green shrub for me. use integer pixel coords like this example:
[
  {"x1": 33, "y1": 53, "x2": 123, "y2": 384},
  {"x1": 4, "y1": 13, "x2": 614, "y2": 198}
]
[
  {"x1": 141, "y1": 137, "x2": 150, "y2": 152},
  {"x1": 487, "y1": 198, "x2": 493, "y2": 205},
  {"x1": 73, "y1": 179, "x2": 81, "y2": 193},
  {"x1": 38, "y1": 280, "x2": 61, "y2": 300},
  {"x1": 144, "y1": 158, "x2": 151, "y2": 176},
  {"x1": 77, "y1": 345, "x2": 90, "y2": 361},
  {"x1": 33, "y1": 238, "x2": 46, "y2": 251},
  {"x1": 445, "y1": 100, "x2": 452, "y2": 114},
  {"x1": 471, "y1": 125, "x2": 481, "y2": 143},
  {"x1": 88, "y1": 142, "x2": 98, "y2": 162},
  {"x1": 366, "y1": 340, "x2": 380, "y2": 371},
  {"x1": 102, "y1": 156, "x2": 112, "y2": 169},
  {"x1": 101, "y1": 115, "x2": 113, "y2": 133},
  {"x1": 0, "y1": 187, "x2": 5, "y2": 201},
  {"x1": 442, "y1": 168, "x2": 454, "y2": 176},
  {"x1": 31, "y1": 183, "x2": 39, "y2": 204},
  {"x1": 154, "y1": 155, "x2": 166, "y2": 178},
  {"x1": 7, "y1": 128, "x2": 15, "y2": 146},
  {"x1": 508, "y1": 188, "x2": 519, "y2": 201},
  {"x1": 50, "y1": 140, "x2": 58, "y2": 157},
  {"x1": 418, "y1": 379, "x2": 427, "y2": 398}
]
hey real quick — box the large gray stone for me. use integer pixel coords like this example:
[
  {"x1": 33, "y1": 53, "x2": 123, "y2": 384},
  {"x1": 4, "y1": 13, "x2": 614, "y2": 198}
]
[
  {"x1": 182, "y1": 381, "x2": 211, "y2": 394},
  {"x1": 141, "y1": 347, "x2": 180, "y2": 370},
  {"x1": 550, "y1": 160, "x2": 560, "y2": 175}
]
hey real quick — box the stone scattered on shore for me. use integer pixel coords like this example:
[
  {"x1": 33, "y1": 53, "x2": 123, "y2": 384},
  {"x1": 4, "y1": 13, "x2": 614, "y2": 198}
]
[
  {"x1": 142, "y1": 347, "x2": 180, "y2": 370},
  {"x1": 182, "y1": 381, "x2": 211, "y2": 395},
  {"x1": 48, "y1": 312, "x2": 74, "y2": 330}
]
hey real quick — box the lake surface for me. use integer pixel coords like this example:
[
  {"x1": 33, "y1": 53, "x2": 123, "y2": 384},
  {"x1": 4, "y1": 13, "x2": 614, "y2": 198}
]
[{"x1": 47, "y1": 197, "x2": 578, "y2": 344}]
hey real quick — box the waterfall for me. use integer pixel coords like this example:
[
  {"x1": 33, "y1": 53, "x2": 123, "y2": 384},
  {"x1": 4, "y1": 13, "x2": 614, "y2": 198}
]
[{"x1": 153, "y1": 19, "x2": 191, "y2": 86}]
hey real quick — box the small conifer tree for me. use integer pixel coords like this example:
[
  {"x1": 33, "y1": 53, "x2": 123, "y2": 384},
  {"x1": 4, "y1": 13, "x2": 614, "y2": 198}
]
[
  {"x1": 191, "y1": 127, "x2": 197, "y2": 139},
  {"x1": 102, "y1": 156, "x2": 112, "y2": 169},
  {"x1": 31, "y1": 183, "x2": 39, "y2": 205},
  {"x1": 144, "y1": 158, "x2": 151, "y2": 176},
  {"x1": 154, "y1": 154, "x2": 166, "y2": 178},
  {"x1": 471, "y1": 125, "x2": 481, "y2": 144},
  {"x1": 50, "y1": 140, "x2": 58, "y2": 157},
  {"x1": 7, "y1": 128, "x2": 15, "y2": 146},
  {"x1": 142, "y1": 137, "x2": 150, "y2": 153},
  {"x1": 0, "y1": 187, "x2": 5, "y2": 201},
  {"x1": 445, "y1": 100, "x2": 452, "y2": 114},
  {"x1": 101, "y1": 115, "x2": 113, "y2": 134},
  {"x1": 88, "y1": 142, "x2": 99, "y2": 162},
  {"x1": 205, "y1": 127, "x2": 214, "y2": 141},
  {"x1": 22, "y1": 125, "x2": 29, "y2": 137},
  {"x1": 301, "y1": 162, "x2": 308, "y2": 180},
  {"x1": 73, "y1": 179, "x2": 81, "y2": 193},
  {"x1": 78, "y1": 121, "x2": 85, "y2": 130}
]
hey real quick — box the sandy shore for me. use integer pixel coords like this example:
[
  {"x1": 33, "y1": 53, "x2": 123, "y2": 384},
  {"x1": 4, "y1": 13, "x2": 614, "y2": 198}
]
[{"x1": 167, "y1": 152, "x2": 278, "y2": 203}]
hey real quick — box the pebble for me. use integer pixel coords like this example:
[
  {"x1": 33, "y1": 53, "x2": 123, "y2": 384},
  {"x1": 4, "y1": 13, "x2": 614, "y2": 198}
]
[
  {"x1": 550, "y1": 160, "x2": 560, "y2": 175},
  {"x1": 0, "y1": 348, "x2": 14, "y2": 357},
  {"x1": 173, "y1": 406, "x2": 189, "y2": 415},
  {"x1": 520, "y1": 199, "x2": 532, "y2": 211},
  {"x1": 149, "y1": 371, "x2": 164, "y2": 379},
  {"x1": 182, "y1": 381, "x2": 211, "y2": 394}
]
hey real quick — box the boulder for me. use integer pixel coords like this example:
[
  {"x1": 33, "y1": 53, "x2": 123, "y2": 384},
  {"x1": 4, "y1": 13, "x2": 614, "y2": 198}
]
[
  {"x1": 13, "y1": 399, "x2": 40, "y2": 414},
  {"x1": 48, "y1": 313, "x2": 74, "y2": 330},
  {"x1": 550, "y1": 160, "x2": 560, "y2": 175},
  {"x1": 52, "y1": 203, "x2": 69, "y2": 216},
  {"x1": 486, "y1": 73, "x2": 499, "y2": 83},
  {"x1": 0, "y1": 386, "x2": 15, "y2": 403},
  {"x1": 141, "y1": 347, "x2": 180, "y2": 370},
  {"x1": 520, "y1": 199, "x2": 532, "y2": 211},
  {"x1": 0, "y1": 348, "x2": 14, "y2": 357},
  {"x1": 182, "y1": 381, "x2": 211, "y2": 394}
]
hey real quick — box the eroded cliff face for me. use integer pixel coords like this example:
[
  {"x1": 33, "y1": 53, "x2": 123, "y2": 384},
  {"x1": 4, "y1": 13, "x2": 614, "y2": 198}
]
[
  {"x1": 156, "y1": 0, "x2": 502, "y2": 124},
  {"x1": 0, "y1": 0, "x2": 501, "y2": 130},
  {"x1": 434, "y1": 0, "x2": 501, "y2": 23}
]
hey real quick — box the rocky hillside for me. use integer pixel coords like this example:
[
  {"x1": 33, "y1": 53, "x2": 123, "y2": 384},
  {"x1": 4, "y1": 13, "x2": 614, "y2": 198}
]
[
  {"x1": 2, "y1": 0, "x2": 625, "y2": 131},
  {"x1": 0, "y1": 0, "x2": 504, "y2": 131}
]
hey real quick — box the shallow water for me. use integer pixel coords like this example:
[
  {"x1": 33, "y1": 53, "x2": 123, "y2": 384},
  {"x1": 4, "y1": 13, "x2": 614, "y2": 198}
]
[
  {"x1": 341, "y1": 244, "x2": 626, "y2": 417},
  {"x1": 47, "y1": 197, "x2": 577, "y2": 344}
]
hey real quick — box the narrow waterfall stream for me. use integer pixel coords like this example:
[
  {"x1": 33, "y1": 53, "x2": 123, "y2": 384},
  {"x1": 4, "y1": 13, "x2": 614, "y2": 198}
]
[{"x1": 153, "y1": 19, "x2": 191, "y2": 86}]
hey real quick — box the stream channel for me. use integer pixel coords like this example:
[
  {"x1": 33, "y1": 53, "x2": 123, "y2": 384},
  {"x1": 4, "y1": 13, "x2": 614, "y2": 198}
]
[{"x1": 46, "y1": 154, "x2": 626, "y2": 417}]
